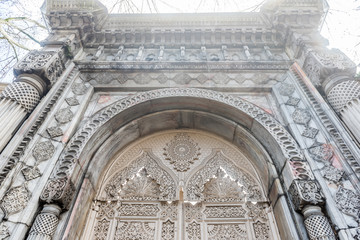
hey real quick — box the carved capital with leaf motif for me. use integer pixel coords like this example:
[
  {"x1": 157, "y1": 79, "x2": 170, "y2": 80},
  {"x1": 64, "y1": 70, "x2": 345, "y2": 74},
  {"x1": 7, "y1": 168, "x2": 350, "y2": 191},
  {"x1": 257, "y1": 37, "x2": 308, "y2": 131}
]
[
  {"x1": 40, "y1": 178, "x2": 75, "y2": 210},
  {"x1": 288, "y1": 179, "x2": 325, "y2": 211}
]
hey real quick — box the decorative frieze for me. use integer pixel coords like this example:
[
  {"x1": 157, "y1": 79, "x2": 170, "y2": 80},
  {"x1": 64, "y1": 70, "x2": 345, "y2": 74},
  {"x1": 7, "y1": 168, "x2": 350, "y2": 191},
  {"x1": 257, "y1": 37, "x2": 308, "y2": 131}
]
[
  {"x1": 82, "y1": 71, "x2": 284, "y2": 86},
  {"x1": 301, "y1": 127, "x2": 319, "y2": 139},
  {"x1": 203, "y1": 206, "x2": 246, "y2": 219},
  {"x1": 118, "y1": 204, "x2": 159, "y2": 217}
]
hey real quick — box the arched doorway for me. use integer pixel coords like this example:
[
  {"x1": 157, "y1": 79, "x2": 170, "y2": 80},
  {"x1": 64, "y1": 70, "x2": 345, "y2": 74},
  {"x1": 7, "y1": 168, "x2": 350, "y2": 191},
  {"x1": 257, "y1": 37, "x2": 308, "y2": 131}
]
[
  {"x1": 43, "y1": 88, "x2": 305, "y2": 239},
  {"x1": 81, "y1": 130, "x2": 280, "y2": 239}
]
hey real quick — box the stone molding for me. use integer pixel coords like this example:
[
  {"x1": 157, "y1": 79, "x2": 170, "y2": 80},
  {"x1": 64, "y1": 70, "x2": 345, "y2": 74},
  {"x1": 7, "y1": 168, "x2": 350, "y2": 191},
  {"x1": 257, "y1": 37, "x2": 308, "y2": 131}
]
[
  {"x1": 0, "y1": 66, "x2": 77, "y2": 186},
  {"x1": 40, "y1": 87, "x2": 309, "y2": 207},
  {"x1": 291, "y1": 63, "x2": 360, "y2": 180}
]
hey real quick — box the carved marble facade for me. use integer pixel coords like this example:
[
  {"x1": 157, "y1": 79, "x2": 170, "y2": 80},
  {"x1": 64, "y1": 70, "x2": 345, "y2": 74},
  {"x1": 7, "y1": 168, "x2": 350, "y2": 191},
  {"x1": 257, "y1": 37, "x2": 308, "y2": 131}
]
[
  {"x1": 82, "y1": 131, "x2": 279, "y2": 240},
  {"x1": 0, "y1": 0, "x2": 360, "y2": 239}
]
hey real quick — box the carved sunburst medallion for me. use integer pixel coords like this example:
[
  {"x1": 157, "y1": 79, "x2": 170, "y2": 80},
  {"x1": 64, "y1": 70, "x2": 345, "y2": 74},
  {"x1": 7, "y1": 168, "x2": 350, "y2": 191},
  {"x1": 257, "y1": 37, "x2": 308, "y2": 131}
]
[{"x1": 164, "y1": 133, "x2": 201, "y2": 172}]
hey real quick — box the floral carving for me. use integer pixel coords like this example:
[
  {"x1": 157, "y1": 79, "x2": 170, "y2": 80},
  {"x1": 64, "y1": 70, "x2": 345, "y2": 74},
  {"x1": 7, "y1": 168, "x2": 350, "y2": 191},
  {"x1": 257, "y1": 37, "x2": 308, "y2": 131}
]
[
  {"x1": 71, "y1": 83, "x2": 87, "y2": 95},
  {"x1": 0, "y1": 223, "x2": 10, "y2": 240},
  {"x1": 309, "y1": 142, "x2": 333, "y2": 163},
  {"x1": 253, "y1": 221, "x2": 270, "y2": 240},
  {"x1": 204, "y1": 169, "x2": 246, "y2": 202},
  {"x1": 97, "y1": 201, "x2": 117, "y2": 219},
  {"x1": 21, "y1": 166, "x2": 41, "y2": 181},
  {"x1": 288, "y1": 180, "x2": 325, "y2": 211},
  {"x1": 322, "y1": 165, "x2": 344, "y2": 183},
  {"x1": 32, "y1": 140, "x2": 55, "y2": 162},
  {"x1": 13, "y1": 51, "x2": 63, "y2": 85},
  {"x1": 115, "y1": 221, "x2": 155, "y2": 240},
  {"x1": 208, "y1": 223, "x2": 247, "y2": 240},
  {"x1": 46, "y1": 126, "x2": 63, "y2": 138},
  {"x1": 118, "y1": 204, "x2": 160, "y2": 217},
  {"x1": 163, "y1": 133, "x2": 201, "y2": 172},
  {"x1": 186, "y1": 152, "x2": 262, "y2": 202},
  {"x1": 104, "y1": 152, "x2": 176, "y2": 201},
  {"x1": 204, "y1": 206, "x2": 246, "y2": 218},
  {"x1": 186, "y1": 221, "x2": 201, "y2": 240},
  {"x1": 301, "y1": 127, "x2": 319, "y2": 139},
  {"x1": 55, "y1": 107, "x2": 74, "y2": 124},
  {"x1": 94, "y1": 219, "x2": 110, "y2": 240},
  {"x1": 335, "y1": 186, "x2": 360, "y2": 218},
  {"x1": 40, "y1": 178, "x2": 75, "y2": 209},
  {"x1": 185, "y1": 203, "x2": 203, "y2": 222},
  {"x1": 119, "y1": 168, "x2": 161, "y2": 201},
  {"x1": 278, "y1": 82, "x2": 295, "y2": 96},
  {"x1": 246, "y1": 202, "x2": 267, "y2": 220},
  {"x1": 286, "y1": 96, "x2": 300, "y2": 107},
  {"x1": 65, "y1": 97, "x2": 79, "y2": 106},
  {"x1": 292, "y1": 108, "x2": 311, "y2": 126},
  {"x1": 161, "y1": 220, "x2": 175, "y2": 240},
  {"x1": 160, "y1": 202, "x2": 178, "y2": 221},
  {"x1": 48, "y1": 88, "x2": 304, "y2": 210},
  {"x1": 1, "y1": 185, "x2": 30, "y2": 216}
]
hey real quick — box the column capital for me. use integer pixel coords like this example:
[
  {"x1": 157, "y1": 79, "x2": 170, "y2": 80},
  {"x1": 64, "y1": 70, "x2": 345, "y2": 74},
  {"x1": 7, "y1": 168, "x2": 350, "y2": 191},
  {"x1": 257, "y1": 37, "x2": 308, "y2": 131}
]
[{"x1": 288, "y1": 179, "x2": 325, "y2": 211}]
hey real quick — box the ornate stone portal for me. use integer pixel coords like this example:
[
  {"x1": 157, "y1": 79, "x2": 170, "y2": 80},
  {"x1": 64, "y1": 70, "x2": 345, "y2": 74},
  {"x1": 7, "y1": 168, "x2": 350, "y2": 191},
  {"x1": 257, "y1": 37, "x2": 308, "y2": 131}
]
[
  {"x1": 82, "y1": 131, "x2": 279, "y2": 240},
  {"x1": 1, "y1": 0, "x2": 360, "y2": 239}
]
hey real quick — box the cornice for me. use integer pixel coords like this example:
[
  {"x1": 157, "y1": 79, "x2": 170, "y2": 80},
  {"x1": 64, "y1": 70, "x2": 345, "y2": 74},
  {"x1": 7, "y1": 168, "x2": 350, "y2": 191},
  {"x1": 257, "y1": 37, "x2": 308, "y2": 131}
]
[{"x1": 75, "y1": 60, "x2": 292, "y2": 71}]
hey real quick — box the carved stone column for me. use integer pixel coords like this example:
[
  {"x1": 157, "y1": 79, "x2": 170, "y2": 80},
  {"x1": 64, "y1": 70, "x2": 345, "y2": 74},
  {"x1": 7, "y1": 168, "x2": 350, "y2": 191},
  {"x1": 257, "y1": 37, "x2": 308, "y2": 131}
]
[
  {"x1": 289, "y1": 180, "x2": 335, "y2": 240},
  {"x1": 303, "y1": 48, "x2": 360, "y2": 143},
  {"x1": 27, "y1": 204, "x2": 62, "y2": 240},
  {"x1": 325, "y1": 74, "x2": 360, "y2": 143},
  {"x1": 0, "y1": 74, "x2": 46, "y2": 152}
]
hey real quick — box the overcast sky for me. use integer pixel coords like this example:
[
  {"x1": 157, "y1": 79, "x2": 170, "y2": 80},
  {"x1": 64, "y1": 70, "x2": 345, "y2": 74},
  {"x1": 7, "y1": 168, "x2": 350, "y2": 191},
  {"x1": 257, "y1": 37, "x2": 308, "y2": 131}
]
[{"x1": 0, "y1": 0, "x2": 359, "y2": 83}]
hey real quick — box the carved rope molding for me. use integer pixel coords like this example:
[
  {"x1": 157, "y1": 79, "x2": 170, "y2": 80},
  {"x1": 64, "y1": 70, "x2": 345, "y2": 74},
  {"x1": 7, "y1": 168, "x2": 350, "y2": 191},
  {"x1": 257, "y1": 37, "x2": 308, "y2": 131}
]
[{"x1": 40, "y1": 87, "x2": 309, "y2": 207}]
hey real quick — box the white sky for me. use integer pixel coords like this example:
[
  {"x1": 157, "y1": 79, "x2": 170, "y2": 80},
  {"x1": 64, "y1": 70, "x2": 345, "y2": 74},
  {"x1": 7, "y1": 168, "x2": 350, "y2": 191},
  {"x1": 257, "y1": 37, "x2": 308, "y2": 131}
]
[{"x1": 0, "y1": 0, "x2": 359, "y2": 83}]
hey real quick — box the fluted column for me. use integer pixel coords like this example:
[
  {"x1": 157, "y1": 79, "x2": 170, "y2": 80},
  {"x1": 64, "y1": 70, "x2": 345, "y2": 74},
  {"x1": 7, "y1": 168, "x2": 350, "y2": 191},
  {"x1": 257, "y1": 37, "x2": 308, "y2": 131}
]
[
  {"x1": 289, "y1": 180, "x2": 335, "y2": 240},
  {"x1": 325, "y1": 74, "x2": 360, "y2": 143},
  {"x1": 303, "y1": 48, "x2": 360, "y2": 143},
  {"x1": 0, "y1": 74, "x2": 46, "y2": 152},
  {"x1": 27, "y1": 204, "x2": 62, "y2": 240}
]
